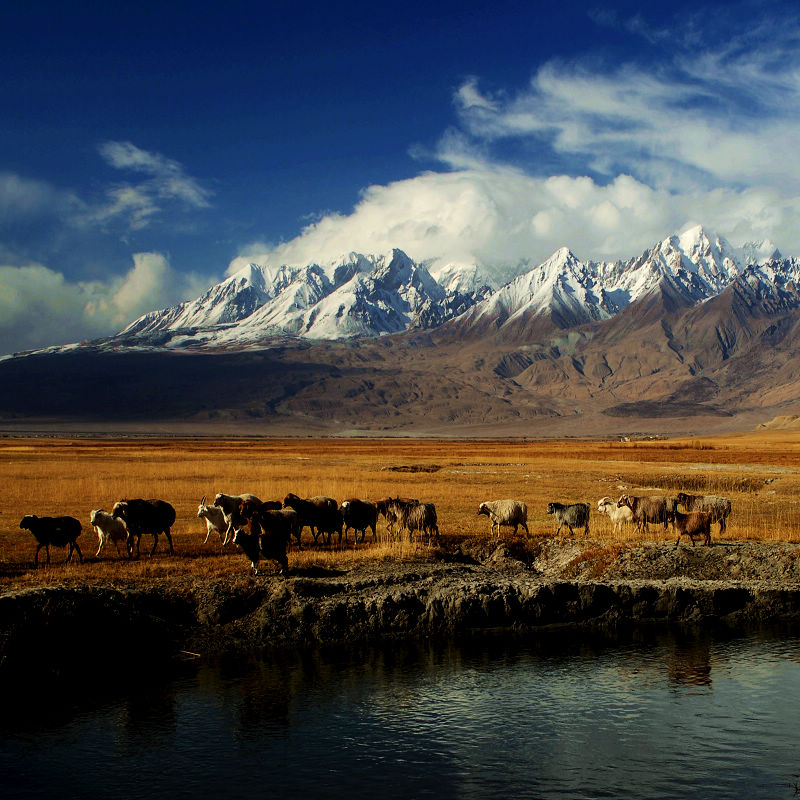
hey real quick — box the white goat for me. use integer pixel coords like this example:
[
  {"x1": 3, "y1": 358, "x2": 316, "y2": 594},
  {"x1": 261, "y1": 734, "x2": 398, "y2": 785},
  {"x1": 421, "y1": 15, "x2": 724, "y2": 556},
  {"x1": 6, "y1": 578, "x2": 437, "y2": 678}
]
[
  {"x1": 597, "y1": 496, "x2": 635, "y2": 534},
  {"x1": 478, "y1": 500, "x2": 529, "y2": 536},
  {"x1": 90, "y1": 509, "x2": 128, "y2": 558},
  {"x1": 198, "y1": 495, "x2": 231, "y2": 544}
]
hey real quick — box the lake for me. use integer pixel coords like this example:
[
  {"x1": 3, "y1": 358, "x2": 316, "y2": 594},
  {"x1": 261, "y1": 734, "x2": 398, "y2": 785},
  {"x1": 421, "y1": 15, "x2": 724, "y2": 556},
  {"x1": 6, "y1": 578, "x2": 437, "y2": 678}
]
[{"x1": 3, "y1": 627, "x2": 800, "y2": 799}]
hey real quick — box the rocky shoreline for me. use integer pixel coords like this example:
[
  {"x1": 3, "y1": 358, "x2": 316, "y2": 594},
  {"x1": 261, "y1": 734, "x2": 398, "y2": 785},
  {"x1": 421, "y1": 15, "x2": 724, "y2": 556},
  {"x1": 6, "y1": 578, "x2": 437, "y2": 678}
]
[{"x1": 4, "y1": 538, "x2": 800, "y2": 685}]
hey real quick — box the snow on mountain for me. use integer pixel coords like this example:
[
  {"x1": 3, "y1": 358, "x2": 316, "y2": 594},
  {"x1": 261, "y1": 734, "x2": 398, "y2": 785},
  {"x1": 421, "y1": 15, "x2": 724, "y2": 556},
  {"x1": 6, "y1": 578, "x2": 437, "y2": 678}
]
[
  {"x1": 109, "y1": 224, "x2": 800, "y2": 352},
  {"x1": 120, "y1": 249, "x2": 484, "y2": 347},
  {"x1": 459, "y1": 224, "x2": 751, "y2": 333}
]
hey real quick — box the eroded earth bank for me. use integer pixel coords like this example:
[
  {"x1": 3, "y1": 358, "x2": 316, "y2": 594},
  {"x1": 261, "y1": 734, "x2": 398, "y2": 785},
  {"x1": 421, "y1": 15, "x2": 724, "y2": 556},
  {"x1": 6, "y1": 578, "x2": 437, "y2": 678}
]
[{"x1": 3, "y1": 537, "x2": 800, "y2": 685}]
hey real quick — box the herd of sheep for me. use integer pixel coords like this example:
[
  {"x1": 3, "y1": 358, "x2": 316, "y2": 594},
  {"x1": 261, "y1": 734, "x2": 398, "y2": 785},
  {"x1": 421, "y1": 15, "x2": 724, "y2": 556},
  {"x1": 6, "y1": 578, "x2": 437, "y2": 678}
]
[{"x1": 16, "y1": 489, "x2": 733, "y2": 574}]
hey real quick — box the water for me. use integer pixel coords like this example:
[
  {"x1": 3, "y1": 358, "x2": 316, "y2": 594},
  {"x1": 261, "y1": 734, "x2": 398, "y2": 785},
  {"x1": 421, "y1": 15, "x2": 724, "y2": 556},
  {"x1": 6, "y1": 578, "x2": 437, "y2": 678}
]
[{"x1": 3, "y1": 628, "x2": 800, "y2": 799}]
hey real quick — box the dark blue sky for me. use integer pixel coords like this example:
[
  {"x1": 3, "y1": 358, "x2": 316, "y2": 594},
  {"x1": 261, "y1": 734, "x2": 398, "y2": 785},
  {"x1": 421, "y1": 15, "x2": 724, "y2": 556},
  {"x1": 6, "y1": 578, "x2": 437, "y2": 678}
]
[{"x1": 2, "y1": 0, "x2": 800, "y2": 352}]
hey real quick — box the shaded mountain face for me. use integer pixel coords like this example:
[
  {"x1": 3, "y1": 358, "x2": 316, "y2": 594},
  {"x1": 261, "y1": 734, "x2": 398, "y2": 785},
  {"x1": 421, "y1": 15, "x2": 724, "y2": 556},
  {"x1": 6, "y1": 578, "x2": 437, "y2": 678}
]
[{"x1": 5, "y1": 225, "x2": 800, "y2": 436}]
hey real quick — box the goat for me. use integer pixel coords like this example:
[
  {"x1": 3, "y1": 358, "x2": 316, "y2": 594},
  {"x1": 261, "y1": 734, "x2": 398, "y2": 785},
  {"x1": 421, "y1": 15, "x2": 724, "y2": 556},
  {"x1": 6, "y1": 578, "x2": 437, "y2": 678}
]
[
  {"x1": 90, "y1": 509, "x2": 128, "y2": 558},
  {"x1": 197, "y1": 495, "x2": 230, "y2": 545},
  {"x1": 233, "y1": 501, "x2": 293, "y2": 575},
  {"x1": 478, "y1": 500, "x2": 529, "y2": 537},
  {"x1": 19, "y1": 515, "x2": 82, "y2": 567},
  {"x1": 617, "y1": 495, "x2": 670, "y2": 534},
  {"x1": 112, "y1": 499, "x2": 175, "y2": 558},
  {"x1": 673, "y1": 510, "x2": 712, "y2": 549},
  {"x1": 239, "y1": 499, "x2": 302, "y2": 548},
  {"x1": 213, "y1": 492, "x2": 263, "y2": 544},
  {"x1": 340, "y1": 499, "x2": 378, "y2": 543},
  {"x1": 546, "y1": 502, "x2": 590, "y2": 536},
  {"x1": 676, "y1": 493, "x2": 732, "y2": 534},
  {"x1": 375, "y1": 497, "x2": 418, "y2": 538},
  {"x1": 596, "y1": 496, "x2": 635, "y2": 535}
]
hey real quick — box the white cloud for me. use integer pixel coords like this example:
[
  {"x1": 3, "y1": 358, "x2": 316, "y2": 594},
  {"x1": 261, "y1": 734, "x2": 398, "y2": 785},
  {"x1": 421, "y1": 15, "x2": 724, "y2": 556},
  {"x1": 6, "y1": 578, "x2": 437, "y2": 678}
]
[
  {"x1": 93, "y1": 141, "x2": 211, "y2": 230},
  {"x1": 455, "y1": 36, "x2": 800, "y2": 192},
  {"x1": 228, "y1": 13, "x2": 800, "y2": 275},
  {"x1": 0, "y1": 172, "x2": 84, "y2": 225},
  {"x1": 228, "y1": 162, "x2": 800, "y2": 278},
  {"x1": 0, "y1": 253, "x2": 215, "y2": 355}
]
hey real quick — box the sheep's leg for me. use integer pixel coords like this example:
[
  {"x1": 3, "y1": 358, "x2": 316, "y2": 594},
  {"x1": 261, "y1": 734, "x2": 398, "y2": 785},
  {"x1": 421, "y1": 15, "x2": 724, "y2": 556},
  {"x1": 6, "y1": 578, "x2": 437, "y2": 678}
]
[
  {"x1": 95, "y1": 534, "x2": 105, "y2": 558},
  {"x1": 164, "y1": 528, "x2": 175, "y2": 555},
  {"x1": 34, "y1": 543, "x2": 43, "y2": 568},
  {"x1": 522, "y1": 521, "x2": 529, "y2": 537}
]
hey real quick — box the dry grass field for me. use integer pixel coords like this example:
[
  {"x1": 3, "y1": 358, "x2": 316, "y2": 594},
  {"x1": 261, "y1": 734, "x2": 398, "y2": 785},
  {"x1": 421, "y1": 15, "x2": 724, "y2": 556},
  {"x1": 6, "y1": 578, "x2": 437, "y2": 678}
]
[{"x1": 2, "y1": 432, "x2": 800, "y2": 589}]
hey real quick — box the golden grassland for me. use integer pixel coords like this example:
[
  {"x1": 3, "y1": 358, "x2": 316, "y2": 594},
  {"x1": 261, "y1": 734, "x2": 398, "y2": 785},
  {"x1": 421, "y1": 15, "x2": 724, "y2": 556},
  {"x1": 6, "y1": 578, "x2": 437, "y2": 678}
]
[{"x1": 2, "y1": 431, "x2": 800, "y2": 589}]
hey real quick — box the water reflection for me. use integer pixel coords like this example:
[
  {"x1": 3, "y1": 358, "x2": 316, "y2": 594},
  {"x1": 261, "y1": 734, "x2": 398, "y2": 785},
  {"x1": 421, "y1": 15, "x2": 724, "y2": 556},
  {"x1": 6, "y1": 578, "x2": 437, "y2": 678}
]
[{"x1": 2, "y1": 626, "x2": 800, "y2": 800}]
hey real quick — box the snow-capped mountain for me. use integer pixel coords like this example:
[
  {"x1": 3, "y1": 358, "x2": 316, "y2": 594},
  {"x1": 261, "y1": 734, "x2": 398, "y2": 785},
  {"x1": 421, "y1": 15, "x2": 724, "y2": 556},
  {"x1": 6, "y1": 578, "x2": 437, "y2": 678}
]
[
  {"x1": 120, "y1": 249, "x2": 491, "y2": 347},
  {"x1": 451, "y1": 225, "x2": 775, "y2": 337},
  {"x1": 111, "y1": 224, "x2": 800, "y2": 351}
]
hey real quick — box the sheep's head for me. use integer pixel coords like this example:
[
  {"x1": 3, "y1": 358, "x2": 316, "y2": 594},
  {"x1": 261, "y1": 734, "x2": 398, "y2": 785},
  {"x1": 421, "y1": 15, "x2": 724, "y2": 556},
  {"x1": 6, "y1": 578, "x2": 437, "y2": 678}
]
[
  {"x1": 19, "y1": 514, "x2": 36, "y2": 530},
  {"x1": 546, "y1": 503, "x2": 556, "y2": 515},
  {"x1": 213, "y1": 493, "x2": 224, "y2": 508},
  {"x1": 477, "y1": 503, "x2": 489, "y2": 517},
  {"x1": 112, "y1": 501, "x2": 128, "y2": 519},
  {"x1": 617, "y1": 495, "x2": 630, "y2": 509},
  {"x1": 90, "y1": 509, "x2": 102, "y2": 525}
]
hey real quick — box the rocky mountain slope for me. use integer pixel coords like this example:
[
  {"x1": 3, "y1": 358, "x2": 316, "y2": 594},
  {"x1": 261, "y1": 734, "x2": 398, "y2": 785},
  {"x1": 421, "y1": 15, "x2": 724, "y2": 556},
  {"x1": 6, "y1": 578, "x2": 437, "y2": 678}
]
[{"x1": 4, "y1": 225, "x2": 800, "y2": 435}]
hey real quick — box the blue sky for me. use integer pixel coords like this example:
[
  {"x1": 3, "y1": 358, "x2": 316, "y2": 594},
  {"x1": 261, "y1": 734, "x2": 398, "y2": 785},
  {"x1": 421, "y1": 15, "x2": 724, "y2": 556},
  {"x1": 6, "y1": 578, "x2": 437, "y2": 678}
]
[{"x1": 2, "y1": 0, "x2": 800, "y2": 353}]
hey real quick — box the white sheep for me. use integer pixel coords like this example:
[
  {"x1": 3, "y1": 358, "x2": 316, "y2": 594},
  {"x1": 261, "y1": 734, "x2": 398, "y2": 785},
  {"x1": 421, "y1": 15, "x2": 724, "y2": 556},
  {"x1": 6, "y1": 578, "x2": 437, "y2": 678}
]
[
  {"x1": 596, "y1": 496, "x2": 635, "y2": 534},
  {"x1": 478, "y1": 500, "x2": 529, "y2": 537},
  {"x1": 90, "y1": 509, "x2": 128, "y2": 558}
]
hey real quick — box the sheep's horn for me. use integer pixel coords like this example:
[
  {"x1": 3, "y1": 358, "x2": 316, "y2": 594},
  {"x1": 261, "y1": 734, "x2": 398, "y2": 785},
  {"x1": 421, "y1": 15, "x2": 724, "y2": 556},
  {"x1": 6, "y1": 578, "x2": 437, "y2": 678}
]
[{"x1": 201, "y1": 495, "x2": 206, "y2": 506}]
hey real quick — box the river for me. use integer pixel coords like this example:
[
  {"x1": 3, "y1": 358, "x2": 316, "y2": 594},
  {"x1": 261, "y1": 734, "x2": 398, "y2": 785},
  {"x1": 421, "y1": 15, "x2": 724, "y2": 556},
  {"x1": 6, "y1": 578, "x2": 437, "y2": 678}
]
[{"x1": 3, "y1": 627, "x2": 800, "y2": 799}]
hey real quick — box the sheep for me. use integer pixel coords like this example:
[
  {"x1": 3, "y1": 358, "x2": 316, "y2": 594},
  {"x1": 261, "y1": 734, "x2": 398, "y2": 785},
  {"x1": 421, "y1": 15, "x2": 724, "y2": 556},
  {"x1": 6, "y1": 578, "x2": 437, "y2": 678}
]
[
  {"x1": 546, "y1": 502, "x2": 590, "y2": 536},
  {"x1": 596, "y1": 496, "x2": 635, "y2": 535},
  {"x1": 197, "y1": 495, "x2": 229, "y2": 545},
  {"x1": 340, "y1": 499, "x2": 379, "y2": 542},
  {"x1": 213, "y1": 492, "x2": 263, "y2": 544},
  {"x1": 391, "y1": 499, "x2": 439, "y2": 543},
  {"x1": 478, "y1": 500, "x2": 529, "y2": 537},
  {"x1": 617, "y1": 495, "x2": 670, "y2": 534},
  {"x1": 673, "y1": 510, "x2": 712, "y2": 549},
  {"x1": 676, "y1": 493, "x2": 732, "y2": 534},
  {"x1": 112, "y1": 499, "x2": 175, "y2": 559},
  {"x1": 90, "y1": 509, "x2": 128, "y2": 558},
  {"x1": 19, "y1": 515, "x2": 83, "y2": 567},
  {"x1": 283, "y1": 493, "x2": 339, "y2": 544}
]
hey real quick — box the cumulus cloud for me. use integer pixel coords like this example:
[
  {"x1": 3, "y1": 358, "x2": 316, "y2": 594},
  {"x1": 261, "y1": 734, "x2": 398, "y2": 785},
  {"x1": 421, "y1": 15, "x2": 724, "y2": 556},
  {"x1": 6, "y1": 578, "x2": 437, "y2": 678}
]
[
  {"x1": 229, "y1": 163, "x2": 800, "y2": 280},
  {"x1": 230, "y1": 11, "x2": 800, "y2": 276},
  {"x1": 0, "y1": 253, "x2": 214, "y2": 355}
]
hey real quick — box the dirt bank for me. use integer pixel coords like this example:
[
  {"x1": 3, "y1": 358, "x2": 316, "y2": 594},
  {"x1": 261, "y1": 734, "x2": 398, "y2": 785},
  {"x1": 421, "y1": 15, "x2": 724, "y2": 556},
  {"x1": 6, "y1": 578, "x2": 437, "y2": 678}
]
[{"x1": 3, "y1": 538, "x2": 800, "y2": 684}]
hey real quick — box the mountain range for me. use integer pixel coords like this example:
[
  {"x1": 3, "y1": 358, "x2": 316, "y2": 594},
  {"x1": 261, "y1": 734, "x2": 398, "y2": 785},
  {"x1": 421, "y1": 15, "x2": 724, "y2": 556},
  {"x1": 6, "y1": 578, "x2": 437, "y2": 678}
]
[{"x1": 4, "y1": 224, "x2": 800, "y2": 436}]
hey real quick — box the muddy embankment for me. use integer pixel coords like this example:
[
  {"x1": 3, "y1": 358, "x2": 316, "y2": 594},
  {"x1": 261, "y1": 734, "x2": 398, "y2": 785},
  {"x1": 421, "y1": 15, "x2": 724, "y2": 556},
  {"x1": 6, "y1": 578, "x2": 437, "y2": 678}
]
[{"x1": 3, "y1": 539, "x2": 800, "y2": 684}]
